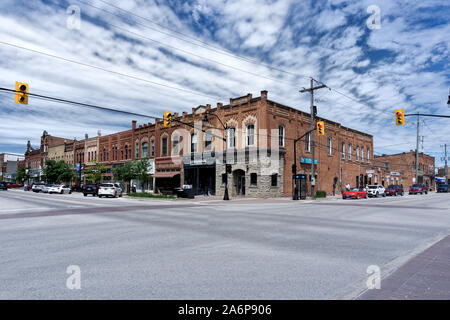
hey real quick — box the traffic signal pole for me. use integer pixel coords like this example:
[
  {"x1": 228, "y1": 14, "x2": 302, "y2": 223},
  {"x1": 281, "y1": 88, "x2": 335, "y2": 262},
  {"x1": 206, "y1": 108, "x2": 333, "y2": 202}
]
[
  {"x1": 292, "y1": 128, "x2": 316, "y2": 200},
  {"x1": 300, "y1": 79, "x2": 326, "y2": 198},
  {"x1": 416, "y1": 112, "x2": 420, "y2": 184}
]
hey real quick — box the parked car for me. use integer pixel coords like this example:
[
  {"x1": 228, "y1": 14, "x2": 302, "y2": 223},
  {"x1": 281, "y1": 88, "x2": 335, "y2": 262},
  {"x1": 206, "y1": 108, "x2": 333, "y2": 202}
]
[
  {"x1": 409, "y1": 184, "x2": 428, "y2": 195},
  {"x1": 41, "y1": 184, "x2": 54, "y2": 193},
  {"x1": 98, "y1": 183, "x2": 123, "y2": 198},
  {"x1": 32, "y1": 183, "x2": 46, "y2": 193},
  {"x1": 114, "y1": 182, "x2": 125, "y2": 195},
  {"x1": 386, "y1": 185, "x2": 404, "y2": 196},
  {"x1": 0, "y1": 181, "x2": 8, "y2": 190},
  {"x1": 48, "y1": 184, "x2": 72, "y2": 194},
  {"x1": 343, "y1": 188, "x2": 367, "y2": 199},
  {"x1": 6, "y1": 183, "x2": 22, "y2": 188},
  {"x1": 83, "y1": 183, "x2": 99, "y2": 197},
  {"x1": 366, "y1": 185, "x2": 386, "y2": 197},
  {"x1": 436, "y1": 184, "x2": 448, "y2": 193}
]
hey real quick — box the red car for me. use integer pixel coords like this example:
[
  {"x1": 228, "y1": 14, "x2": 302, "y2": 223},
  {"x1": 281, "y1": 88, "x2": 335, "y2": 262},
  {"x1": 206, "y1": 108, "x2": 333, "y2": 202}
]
[
  {"x1": 6, "y1": 183, "x2": 22, "y2": 188},
  {"x1": 343, "y1": 188, "x2": 368, "y2": 199}
]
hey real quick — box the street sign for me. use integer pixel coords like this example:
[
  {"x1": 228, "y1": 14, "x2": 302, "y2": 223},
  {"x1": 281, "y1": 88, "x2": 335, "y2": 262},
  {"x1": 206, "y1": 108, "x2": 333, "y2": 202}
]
[{"x1": 311, "y1": 177, "x2": 316, "y2": 186}]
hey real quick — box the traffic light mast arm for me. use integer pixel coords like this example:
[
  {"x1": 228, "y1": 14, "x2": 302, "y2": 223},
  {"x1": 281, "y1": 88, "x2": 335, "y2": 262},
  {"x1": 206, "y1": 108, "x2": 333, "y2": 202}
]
[{"x1": 405, "y1": 113, "x2": 450, "y2": 118}]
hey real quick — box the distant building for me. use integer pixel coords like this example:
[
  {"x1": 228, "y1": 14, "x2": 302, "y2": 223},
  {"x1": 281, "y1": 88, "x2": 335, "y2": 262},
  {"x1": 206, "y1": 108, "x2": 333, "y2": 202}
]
[
  {"x1": 0, "y1": 153, "x2": 25, "y2": 182},
  {"x1": 373, "y1": 151, "x2": 435, "y2": 191}
]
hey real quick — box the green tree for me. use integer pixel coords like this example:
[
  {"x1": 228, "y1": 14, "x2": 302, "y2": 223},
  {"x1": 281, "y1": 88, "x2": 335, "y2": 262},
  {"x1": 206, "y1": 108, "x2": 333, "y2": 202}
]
[
  {"x1": 113, "y1": 162, "x2": 136, "y2": 193},
  {"x1": 84, "y1": 162, "x2": 105, "y2": 183},
  {"x1": 16, "y1": 166, "x2": 31, "y2": 184},
  {"x1": 42, "y1": 160, "x2": 75, "y2": 184},
  {"x1": 134, "y1": 158, "x2": 152, "y2": 193}
]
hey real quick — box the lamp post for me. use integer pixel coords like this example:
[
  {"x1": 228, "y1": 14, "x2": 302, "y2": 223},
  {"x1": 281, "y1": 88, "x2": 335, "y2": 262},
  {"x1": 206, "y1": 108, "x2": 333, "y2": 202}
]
[{"x1": 203, "y1": 111, "x2": 229, "y2": 200}]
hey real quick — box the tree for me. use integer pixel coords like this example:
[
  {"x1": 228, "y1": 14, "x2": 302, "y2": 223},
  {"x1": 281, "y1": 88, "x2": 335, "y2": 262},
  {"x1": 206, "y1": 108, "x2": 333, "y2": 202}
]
[
  {"x1": 134, "y1": 158, "x2": 152, "y2": 193},
  {"x1": 42, "y1": 160, "x2": 75, "y2": 184},
  {"x1": 16, "y1": 166, "x2": 31, "y2": 184},
  {"x1": 84, "y1": 162, "x2": 105, "y2": 183},
  {"x1": 113, "y1": 162, "x2": 136, "y2": 193}
]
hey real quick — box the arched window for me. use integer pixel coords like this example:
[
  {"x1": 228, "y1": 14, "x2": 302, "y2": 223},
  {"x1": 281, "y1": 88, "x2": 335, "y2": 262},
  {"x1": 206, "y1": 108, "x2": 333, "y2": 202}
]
[
  {"x1": 162, "y1": 137, "x2": 168, "y2": 156},
  {"x1": 125, "y1": 145, "x2": 128, "y2": 159},
  {"x1": 191, "y1": 133, "x2": 197, "y2": 153},
  {"x1": 246, "y1": 124, "x2": 255, "y2": 146},
  {"x1": 204, "y1": 132, "x2": 212, "y2": 151},
  {"x1": 150, "y1": 139, "x2": 155, "y2": 157},
  {"x1": 142, "y1": 142, "x2": 148, "y2": 158},
  {"x1": 278, "y1": 125, "x2": 285, "y2": 147},
  {"x1": 227, "y1": 127, "x2": 235, "y2": 148},
  {"x1": 135, "y1": 142, "x2": 139, "y2": 159},
  {"x1": 173, "y1": 136, "x2": 179, "y2": 154},
  {"x1": 356, "y1": 146, "x2": 359, "y2": 161}
]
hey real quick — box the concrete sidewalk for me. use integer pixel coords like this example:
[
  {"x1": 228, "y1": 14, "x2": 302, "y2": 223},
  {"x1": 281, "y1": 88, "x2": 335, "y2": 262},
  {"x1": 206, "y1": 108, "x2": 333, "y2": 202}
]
[{"x1": 358, "y1": 235, "x2": 450, "y2": 300}]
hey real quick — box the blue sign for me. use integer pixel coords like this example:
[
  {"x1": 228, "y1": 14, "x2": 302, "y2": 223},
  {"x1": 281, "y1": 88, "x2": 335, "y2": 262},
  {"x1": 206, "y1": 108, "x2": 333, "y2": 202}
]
[
  {"x1": 436, "y1": 177, "x2": 446, "y2": 182},
  {"x1": 76, "y1": 163, "x2": 80, "y2": 173},
  {"x1": 300, "y1": 157, "x2": 318, "y2": 165}
]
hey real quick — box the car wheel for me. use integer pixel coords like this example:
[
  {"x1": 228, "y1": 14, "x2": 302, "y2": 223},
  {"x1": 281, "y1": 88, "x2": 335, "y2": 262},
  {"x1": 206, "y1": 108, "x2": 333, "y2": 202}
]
[
  {"x1": 365, "y1": 193, "x2": 368, "y2": 199},
  {"x1": 99, "y1": 195, "x2": 102, "y2": 198},
  {"x1": 356, "y1": 194, "x2": 360, "y2": 199},
  {"x1": 84, "y1": 193, "x2": 87, "y2": 197},
  {"x1": 383, "y1": 193, "x2": 386, "y2": 197}
]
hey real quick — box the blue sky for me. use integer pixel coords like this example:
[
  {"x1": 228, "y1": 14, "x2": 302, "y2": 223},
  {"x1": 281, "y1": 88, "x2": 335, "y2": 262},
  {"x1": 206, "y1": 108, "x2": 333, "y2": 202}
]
[{"x1": 0, "y1": 0, "x2": 449, "y2": 166}]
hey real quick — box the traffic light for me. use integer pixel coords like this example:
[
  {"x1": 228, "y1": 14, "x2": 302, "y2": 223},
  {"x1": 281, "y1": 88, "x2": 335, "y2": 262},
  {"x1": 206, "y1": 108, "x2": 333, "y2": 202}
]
[
  {"x1": 163, "y1": 111, "x2": 172, "y2": 127},
  {"x1": 14, "y1": 81, "x2": 28, "y2": 105},
  {"x1": 316, "y1": 121, "x2": 325, "y2": 136},
  {"x1": 395, "y1": 109, "x2": 405, "y2": 125}
]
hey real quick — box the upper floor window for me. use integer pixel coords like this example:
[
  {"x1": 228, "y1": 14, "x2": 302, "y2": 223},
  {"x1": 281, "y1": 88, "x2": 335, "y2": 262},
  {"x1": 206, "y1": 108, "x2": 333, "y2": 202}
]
[
  {"x1": 135, "y1": 143, "x2": 139, "y2": 159},
  {"x1": 360, "y1": 147, "x2": 364, "y2": 163},
  {"x1": 125, "y1": 146, "x2": 128, "y2": 159},
  {"x1": 227, "y1": 127, "x2": 235, "y2": 148},
  {"x1": 348, "y1": 143, "x2": 352, "y2": 160},
  {"x1": 204, "y1": 132, "x2": 212, "y2": 151},
  {"x1": 141, "y1": 142, "x2": 148, "y2": 158},
  {"x1": 356, "y1": 146, "x2": 359, "y2": 161},
  {"x1": 191, "y1": 133, "x2": 197, "y2": 153},
  {"x1": 367, "y1": 148, "x2": 370, "y2": 163},
  {"x1": 162, "y1": 137, "x2": 168, "y2": 156},
  {"x1": 279, "y1": 125, "x2": 285, "y2": 147},
  {"x1": 150, "y1": 140, "x2": 155, "y2": 157},
  {"x1": 327, "y1": 137, "x2": 332, "y2": 156},
  {"x1": 172, "y1": 136, "x2": 179, "y2": 155},
  {"x1": 246, "y1": 124, "x2": 255, "y2": 146},
  {"x1": 341, "y1": 142, "x2": 345, "y2": 159}
]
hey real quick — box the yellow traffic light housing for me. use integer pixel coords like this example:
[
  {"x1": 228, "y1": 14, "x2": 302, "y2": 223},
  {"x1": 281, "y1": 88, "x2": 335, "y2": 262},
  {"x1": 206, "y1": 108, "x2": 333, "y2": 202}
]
[
  {"x1": 395, "y1": 109, "x2": 405, "y2": 125},
  {"x1": 15, "y1": 81, "x2": 28, "y2": 105},
  {"x1": 317, "y1": 121, "x2": 325, "y2": 136},
  {"x1": 163, "y1": 111, "x2": 172, "y2": 127}
]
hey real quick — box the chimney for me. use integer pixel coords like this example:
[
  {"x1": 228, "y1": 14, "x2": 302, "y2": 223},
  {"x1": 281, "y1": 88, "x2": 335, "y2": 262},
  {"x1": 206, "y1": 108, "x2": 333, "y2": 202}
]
[
  {"x1": 97, "y1": 130, "x2": 101, "y2": 137},
  {"x1": 217, "y1": 102, "x2": 223, "y2": 109},
  {"x1": 261, "y1": 90, "x2": 268, "y2": 101},
  {"x1": 182, "y1": 111, "x2": 188, "y2": 117},
  {"x1": 85, "y1": 133, "x2": 88, "y2": 140},
  {"x1": 173, "y1": 112, "x2": 179, "y2": 118},
  {"x1": 132, "y1": 120, "x2": 137, "y2": 130},
  {"x1": 206, "y1": 104, "x2": 211, "y2": 111}
]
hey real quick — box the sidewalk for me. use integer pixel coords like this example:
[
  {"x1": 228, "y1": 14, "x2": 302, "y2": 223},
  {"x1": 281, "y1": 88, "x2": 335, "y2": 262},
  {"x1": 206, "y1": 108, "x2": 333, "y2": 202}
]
[{"x1": 358, "y1": 235, "x2": 450, "y2": 300}]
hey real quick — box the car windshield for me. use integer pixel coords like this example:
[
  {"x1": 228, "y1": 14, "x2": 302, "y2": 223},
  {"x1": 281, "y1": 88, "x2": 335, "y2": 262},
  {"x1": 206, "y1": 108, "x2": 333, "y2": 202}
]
[
  {"x1": 368, "y1": 186, "x2": 378, "y2": 189},
  {"x1": 350, "y1": 188, "x2": 360, "y2": 191},
  {"x1": 100, "y1": 184, "x2": 113, "y2": 187}
]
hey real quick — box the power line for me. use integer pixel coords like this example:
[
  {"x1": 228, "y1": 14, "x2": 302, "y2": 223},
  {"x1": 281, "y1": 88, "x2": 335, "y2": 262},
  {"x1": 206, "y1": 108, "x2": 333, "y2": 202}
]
[{"x1": 0, "y1": 41, "x2": 220, "y2": 101}]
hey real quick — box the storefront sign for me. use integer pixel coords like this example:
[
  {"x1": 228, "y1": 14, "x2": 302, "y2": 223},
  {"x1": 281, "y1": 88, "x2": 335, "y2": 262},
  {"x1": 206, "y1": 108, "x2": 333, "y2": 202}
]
[
  {"x1": 390, "y1": 172, "x2": 400, "y2": 176},
  {"x1": 300, "y1": 157, "x2": 318, "y2": 165}
]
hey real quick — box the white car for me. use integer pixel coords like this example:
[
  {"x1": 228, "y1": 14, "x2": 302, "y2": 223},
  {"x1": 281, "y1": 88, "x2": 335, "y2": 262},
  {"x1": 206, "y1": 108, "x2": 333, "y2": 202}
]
[
  {"x1": 48, "y1": 184, "x2": 72, "y2": 194},
  {"x1": 98, "y1": 183, "x2": 123, "y2": 198},
  {"x1": 366, "y1": 185, "x2": 386, "y2": 197},
  {"x1": 41, "y1": 184, "x2": 54, "y2": 193},
  {"x1": 32, "y1": 183, "x2": 45, "y2": 193}
]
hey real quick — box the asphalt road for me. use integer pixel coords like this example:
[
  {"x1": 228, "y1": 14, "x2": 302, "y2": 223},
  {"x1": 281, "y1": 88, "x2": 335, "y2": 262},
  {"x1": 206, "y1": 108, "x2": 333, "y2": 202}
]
[{"x1": 0, "y1": 189, "x2": 449, "y2": 299}]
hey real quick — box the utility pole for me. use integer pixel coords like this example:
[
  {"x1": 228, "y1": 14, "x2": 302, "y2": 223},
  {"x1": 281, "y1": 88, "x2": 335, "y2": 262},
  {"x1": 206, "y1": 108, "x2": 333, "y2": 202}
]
[
  {"x1": 415, "y1": 112, "x2": 420, "y2": 184},
  {"x1": 300, "y1": 79, "x2": 326, "y2": 197},
  {"x1": 442, "y1": 144, "x2": 448, "y2": 184}
]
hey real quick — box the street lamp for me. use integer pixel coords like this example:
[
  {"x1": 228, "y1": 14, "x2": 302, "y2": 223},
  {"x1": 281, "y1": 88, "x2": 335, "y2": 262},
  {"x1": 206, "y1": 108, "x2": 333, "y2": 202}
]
[{"x1": 203, "y1": 111, "x2": 229, "y2": 200}]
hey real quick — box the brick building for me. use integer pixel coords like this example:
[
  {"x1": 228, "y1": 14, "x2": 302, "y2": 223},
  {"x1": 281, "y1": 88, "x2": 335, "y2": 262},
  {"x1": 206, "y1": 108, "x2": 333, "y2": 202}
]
[
  {"x1": 373, "y1": 151, "x2": 435, "y2": 191},
  {"x1": 96, "y1": 90, "x2": 375, "y2": 197}
]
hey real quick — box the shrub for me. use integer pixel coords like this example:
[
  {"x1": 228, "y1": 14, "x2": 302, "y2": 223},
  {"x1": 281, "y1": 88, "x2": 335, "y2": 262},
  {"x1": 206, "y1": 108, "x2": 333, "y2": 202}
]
[
  {"x1": 315, "y1": 190, "x2": 327, "y2": 198},
  {"x1": 128, "y1": 192, "x2": 175, "y2": 199}
]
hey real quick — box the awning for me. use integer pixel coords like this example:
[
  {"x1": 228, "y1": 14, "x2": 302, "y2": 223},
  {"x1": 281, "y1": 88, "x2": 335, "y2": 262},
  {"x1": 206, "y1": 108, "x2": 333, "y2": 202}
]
[{"x1": 153, "y1": 171, "x2": 181, "y2": 178}]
